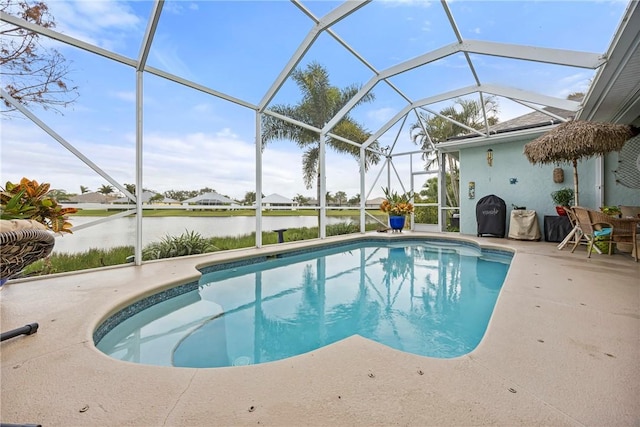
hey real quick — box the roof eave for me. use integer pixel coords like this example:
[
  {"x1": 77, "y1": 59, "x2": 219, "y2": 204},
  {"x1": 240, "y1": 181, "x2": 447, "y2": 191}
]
[
  {"x1": 578, "y1": 1, "x2": 640, "y2": 125},
  {"x1": 436, "y1": 126, "x2": 557, "y2": 152}
]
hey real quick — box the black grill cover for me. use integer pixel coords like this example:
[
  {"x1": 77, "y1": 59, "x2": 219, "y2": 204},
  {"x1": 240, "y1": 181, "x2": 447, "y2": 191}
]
[{"x1": 476, "y1": 194, "x2": 506, "y2": 237}]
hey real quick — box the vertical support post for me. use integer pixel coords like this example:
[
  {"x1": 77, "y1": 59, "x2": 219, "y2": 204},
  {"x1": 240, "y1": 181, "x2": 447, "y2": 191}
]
[
  {"x1": 438, "y1": 151, "x2": 447, "y2": 231},
  {"x1": 133, "y1": 1, "x2": 161, "y2": 266},
  {"x1": 359, "y1": 146, "x2": 366, "y2": 233},
  {"x1": 134, "y1": 71, "x2": 144, "y2": 265},
  {"x1": 386, "y1": 155, "x2": 391, "y2": 189},
  {"x1": 255, "y1": 112, "x2": 263, "y2": 248},
  {"x1": 319, "y1": 132, "x2": 327, "y2": 239},
  {"x1": 409, "y1": 152, "x2": 414, "y2": 230}
]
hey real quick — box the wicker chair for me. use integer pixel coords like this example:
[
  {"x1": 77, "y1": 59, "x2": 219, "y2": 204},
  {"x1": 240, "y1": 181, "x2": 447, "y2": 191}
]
[
  {"x1": 562, "y1": 207, "x2": 590, "y2": 249},
  {"x1": 618, "y1": 206, "x2": 640, "y2": 253},
  {"x1": 1, "y1": 228, "x2": 55, "y2": 282},
  {"x1": 571, "y1": 206, "x2": 639, "y2": 261},
  {"x1": 0, "y1": 228, "x2": 55, "y2": 342}
]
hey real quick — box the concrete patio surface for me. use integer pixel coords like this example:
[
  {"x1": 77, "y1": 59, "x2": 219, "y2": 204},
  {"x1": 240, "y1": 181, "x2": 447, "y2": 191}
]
[{"x1": 1, "y1": 232, "x2": 639, "y2": 426}]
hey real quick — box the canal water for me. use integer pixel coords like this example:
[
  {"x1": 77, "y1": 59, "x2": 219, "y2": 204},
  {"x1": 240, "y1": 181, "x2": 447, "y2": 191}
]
[{"x1": 52, "y1": 216, "x2": 357, "y2": 254}]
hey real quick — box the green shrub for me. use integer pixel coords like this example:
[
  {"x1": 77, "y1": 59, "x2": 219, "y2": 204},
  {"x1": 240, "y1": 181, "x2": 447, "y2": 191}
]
[
  {"x1": 326, "y1": 221, "x2": 360, "y2": 236},
  {"x1": 142, "y1": 230, "x2": 219, "y2": 260}
]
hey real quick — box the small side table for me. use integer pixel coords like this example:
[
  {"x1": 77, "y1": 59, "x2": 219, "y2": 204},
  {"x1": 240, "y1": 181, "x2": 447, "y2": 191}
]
[
  {"x1": 273, "y1": 228, "x2": 287, "y2": 243},
  {"x1": 543, "y1": 215, "x2": 572, "y2": 242}
]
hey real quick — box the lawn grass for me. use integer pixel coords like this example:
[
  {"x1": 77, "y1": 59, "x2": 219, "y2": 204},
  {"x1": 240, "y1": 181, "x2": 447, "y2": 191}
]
[{"x1": 22, "y1": 246, "x2": 135, "y2": 277}]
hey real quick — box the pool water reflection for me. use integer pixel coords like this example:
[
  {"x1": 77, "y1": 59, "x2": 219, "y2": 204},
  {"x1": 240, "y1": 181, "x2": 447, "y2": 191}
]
[{"x1": 96, "y1": 240, "x2": 512, "y2": 368}]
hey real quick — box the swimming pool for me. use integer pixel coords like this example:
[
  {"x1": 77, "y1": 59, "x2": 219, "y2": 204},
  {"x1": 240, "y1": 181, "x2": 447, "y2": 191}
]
[{"x1": 95, "y1": 238, "x2": 512, "y2": 368}]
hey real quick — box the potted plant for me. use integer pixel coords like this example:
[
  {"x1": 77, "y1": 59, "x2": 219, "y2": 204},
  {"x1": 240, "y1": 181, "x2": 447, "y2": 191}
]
[
  {"x1": 550, "y1": 188, "x2": 574, "y2": 216},
  {"x1": 380, "y1": 187, "x2": 414, "y2": 232},
  {"x1": 1, "y1": 177, "x2": 78, "y2": 233},
  {"x1": 600, "y1": 205, "x2": 621, "y2": 218}
]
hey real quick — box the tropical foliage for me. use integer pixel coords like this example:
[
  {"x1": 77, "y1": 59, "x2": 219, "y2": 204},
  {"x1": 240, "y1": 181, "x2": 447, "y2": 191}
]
[
  {"x1": 410, "y1": 97, "x2": 499, "y2": 208},
  {"x1": 98, "y1": 184, "x2": 114, "y2": 195},
  {"x1": 380, "y1": 187, "x2": 414, "y2": 216},
  {"x1": 142, "y1": 230, "x2": 219, "y2": 261},
  {"x1": 261, "y1": 62, "x2": 381, "y2": 201},
  {"x1": 0, "y1": 177, "x2": 77, "y2": 233},
  {"x1": 550, "y1": 188, "x2": 574, "y2": 207}
]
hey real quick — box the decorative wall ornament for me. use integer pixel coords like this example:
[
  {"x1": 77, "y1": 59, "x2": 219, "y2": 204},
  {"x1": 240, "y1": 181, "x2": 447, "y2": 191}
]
[
  {"x1": 553, "y1": 167, "x2": 564, "y2": 183},
  {"x1": 614, "y1": 133, "x2": 640, "y2": 188}
]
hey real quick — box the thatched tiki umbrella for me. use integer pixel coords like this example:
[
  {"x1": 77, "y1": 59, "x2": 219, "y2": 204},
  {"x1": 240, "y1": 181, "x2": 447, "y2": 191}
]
[{"x1": 524, "y1": 120, "x2": 636, "y2": 205}]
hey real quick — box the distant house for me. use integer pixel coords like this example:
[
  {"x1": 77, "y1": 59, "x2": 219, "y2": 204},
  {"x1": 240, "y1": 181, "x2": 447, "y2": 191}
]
[
  {"x1": 258, "y1": 193, "x2": 297, "y2": 208},
  {"x1": 66, "y1": 192, "x2": 116, "y2": 204},
  {"x1": 182, "y1": 192, "x2": 235, "y2": 206},
  {"x1": 366, "y1": 197, "x2": 385, "y2": 209},
  {"x1": 111, "y1": 190, "x2": 179, "y2": 205}
]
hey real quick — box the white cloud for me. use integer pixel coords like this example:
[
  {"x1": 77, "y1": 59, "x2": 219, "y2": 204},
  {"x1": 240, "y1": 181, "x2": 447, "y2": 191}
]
[
  {"x1": 149, "y1": 39, "x2": 193, "y2": 80},
  {"x1": 367, "y1": 107, "x2": 396, "y2": 124},
  {"x1": 112, "y1": 91, "x2": 136, "y2": 103},
  {"x1": 0, "y1": 120, "x2": 136, "y2": 192},
  {"x1": 162, "y1": 1, "x2": 200, "y2": 15},
  {"x1": 192, "y1": 103, "x2": 213, "y2": 114},
  {"x1": 0, "y1": 115, "x2": 384, "y2": 201},
  {"x1": 48, "y1": 1, "x2": 142, "y2": 51},
  {"x1": 553, "y1": 72, "x2": 592, "y2": 99},
  {"x1": 216, "y1": 128, "x2": 239, "y2": 139},
  {"x1": 74, "y1": 1, "x2": 140, "y2": 30}
]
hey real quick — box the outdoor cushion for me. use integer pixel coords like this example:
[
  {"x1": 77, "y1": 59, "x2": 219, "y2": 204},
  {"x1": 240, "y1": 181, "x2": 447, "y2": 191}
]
[{"x1": 593, "y1": 228, "x2": 612, "y2": 237}]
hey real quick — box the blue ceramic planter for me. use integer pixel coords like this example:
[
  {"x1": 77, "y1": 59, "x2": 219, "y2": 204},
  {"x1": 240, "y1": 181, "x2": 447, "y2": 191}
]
[{"x1": 389, "y1": 216, "x2": 405, "y2": 232}]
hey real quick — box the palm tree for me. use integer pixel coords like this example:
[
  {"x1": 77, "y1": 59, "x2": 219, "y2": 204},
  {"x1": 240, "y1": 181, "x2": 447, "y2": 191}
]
[
  {"x1": 124, "y1": 183, "x2": 136, "y2": 195},
  {"x1": 98, "y1": 184, "x2": 114, "y2": 196},
  {"x1": 410, "y1": 97, "x2": 499, "y2": 208},
  {"x1": 262, "y1": 62, "x2": 380, "y2": 213},
  {"x1": 325, "y1": 191, "x2": 334, "y2": 206}
]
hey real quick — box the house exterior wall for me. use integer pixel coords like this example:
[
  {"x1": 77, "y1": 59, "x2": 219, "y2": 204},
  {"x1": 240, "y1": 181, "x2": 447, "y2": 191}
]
[
  {"x1": 458, "y1": 138, "x2": 639, "y2": 237},
  {"x1": 605, "y1": 154, "x2": 640, "y2": 206},
  {"x1": 458, "y1": 138, "x2": 595, "y2": 236}
]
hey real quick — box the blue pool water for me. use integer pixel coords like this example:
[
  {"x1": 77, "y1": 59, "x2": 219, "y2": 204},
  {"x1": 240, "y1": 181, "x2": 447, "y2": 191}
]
[{"x1": 95, "y1": 239, "x2": 512, "y2": 368}]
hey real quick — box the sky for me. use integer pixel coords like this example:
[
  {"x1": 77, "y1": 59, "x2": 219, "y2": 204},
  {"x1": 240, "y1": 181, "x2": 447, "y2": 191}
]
[{"x1": 0, "y1": 0, "x2": 631, "y2": 201}]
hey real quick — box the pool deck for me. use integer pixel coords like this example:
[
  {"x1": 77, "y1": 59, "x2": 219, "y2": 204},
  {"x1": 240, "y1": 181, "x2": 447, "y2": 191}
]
[{"x1": 1, "y1": 232, "x2": 639, "y2": 426}]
